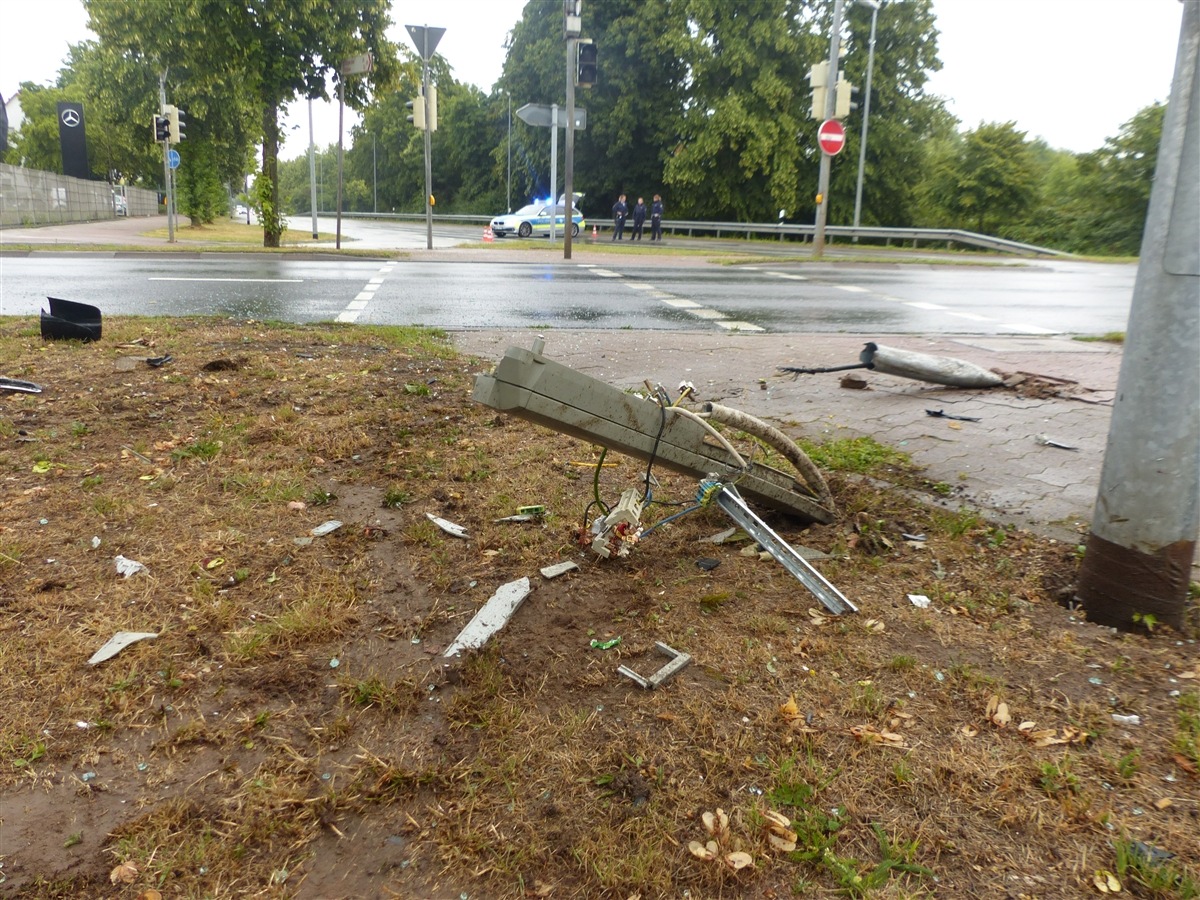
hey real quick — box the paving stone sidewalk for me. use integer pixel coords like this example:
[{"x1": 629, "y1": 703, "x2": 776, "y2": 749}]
[{"x1": 452, "y1": 329, "x2": 1127, "y2": 550}]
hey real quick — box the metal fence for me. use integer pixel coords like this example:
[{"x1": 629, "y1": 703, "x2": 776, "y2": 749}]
[
  {"x1": 335, "y1": 210, "x2": 1068, "y2": 257},
  {"x1": 0, "y1": 163, "x2": 160, "y2": 227}
]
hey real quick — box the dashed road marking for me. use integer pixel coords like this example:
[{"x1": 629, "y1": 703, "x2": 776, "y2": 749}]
[
  {"x1": 659, "y1": 298, "x2": 703, "y2": 309},
  {"x1": 765, "y1": 271, "x2": 806, "y2": 280},
  {"x1": 837, "y1": 285, "x2": 869, "y2": 293},
  {"x1": 715, "y1": 320, "x2": 765, "y2": 332},
  {"x1": 905, "y1": 301, "x2": 948, "y2": 310},
  {"x1": 149, "y1": 277, "x2": 302, "y2": 283},
  {"x1": 589, "y1": 268, "x2": 623, "y2": 278}
]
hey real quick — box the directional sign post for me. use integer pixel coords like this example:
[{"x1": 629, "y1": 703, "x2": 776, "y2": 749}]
[
  {"x1": 817, "y1": 118, "x2": 846, "y2": 156},
  {"x1": 406, "y1": 25, "x2": 446, "y2": 250},
  {"x1": 335, "y1": 51, "x2": 376, "y2": 250},
  {"x1": 515, "y1": 103, "x2": 586, "y2": 244}
]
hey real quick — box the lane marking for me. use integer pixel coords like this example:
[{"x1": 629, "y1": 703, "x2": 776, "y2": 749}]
[
  {"x1": 346, "y1": 300, "x2": 369, "y2": 311},
  {"x1": 715, "y1": 320, "x2": 765, "y2": 332},
  {"x1": 945, "y1": 311, "x2": 996, "y2": 322},
  {"x1": 660, "y1": 298, "x2": 702, "y2": 309},
  {"x1": 589, "y1": 268, "x2": 622, "y2": 278},
  {"x1": 148, "y1": 277, "x2": 302, "y2": 283},
  {"x1": 837, "y1": 285, "x2": 869, "y2": 293},
  {"x1": 335, "y1": 310, "x2": 358, "y2": 323},
  {"x1": 355, "y1": 290, "x2": 375, "y2": 301},
  {"x1": 687, "y1": 309, "x2": 727, "y2": 320},
  {"x1": 624, "y1": 282, "x2": 656, "y2": 290},
  {"x1": 905, "y1": 301, "x2": 948, "y2": 310},
  {"x1": 765, "y1": 271, "x2": 806, "y2": 280}
]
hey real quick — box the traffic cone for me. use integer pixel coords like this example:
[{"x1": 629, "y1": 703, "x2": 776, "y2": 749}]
[
  {"x1": 591, "y1": 224, "x2": 598, "y2": 240},
  {"x1": 483, "y1": 225, "x2": 494, "y2": 243}
]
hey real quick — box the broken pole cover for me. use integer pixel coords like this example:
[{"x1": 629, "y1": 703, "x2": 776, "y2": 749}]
[
  {"x1": 472, "y1": 340, "x2": 834, "y2": 524},
  {"x1": 858, "y1": 342, "x2": 1002, "y2": 388},
  {"x1": 1077, "y1": 2, "x2": 1199, "y2": 632}
]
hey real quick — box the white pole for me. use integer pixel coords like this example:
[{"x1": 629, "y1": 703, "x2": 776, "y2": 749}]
[
  {"x1": 852, "y1": 1, "x2": 879, "y2": 238},
  {"x1": 308, "y1": 98, "x2": 318, "y2": 238}
]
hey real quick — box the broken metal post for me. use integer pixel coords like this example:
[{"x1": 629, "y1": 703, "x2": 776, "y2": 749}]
[
  {"x1": 780, "y1": 342, "x2": 1002, "y2": 388},
  {"x1": 618, "y1": 642, "x2": 692, "y2": 689},
  {"x1": 473, "y1": 342, "x2": 835, "y2": 523},
  {"x1": 1078, "y1": 3, "x2": 1199, "y2": 632},
  {"x1": 712, "y1": 482, "x2": 857, "y2": 616}
]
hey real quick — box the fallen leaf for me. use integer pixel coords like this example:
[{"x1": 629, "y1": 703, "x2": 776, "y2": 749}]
[
  {"x1": 767, "y1": 832, "x2": 797, "y2": 853},
  {"x1": 779, "y1": 695, "x2": 801, "y2": 721},
  {"x1": 986, "y1": 695, "x2": 1011, "y2": 728},
  {"x1": 808, "y1": 608, "x2": 830, "y2": 626},
  {"x1": 863, "y1": 618, "x2": 885, "y2": 634},
  {"x1": 1153, "y1": 797, "x2": 1173, "y2": 810},
  {"x1": 138, "y1": 891, "x2": 163, "y2": 900},
  {"x1": 724, "y1": 851, "x2": 754, "y2": 871},
  {"x1": 960, "y1": 724, "x2": 979, "y2": 738},
  {"x1": 110, "y1": 861, "x2": 139, "y2": 884},
  {"x1": 1093, "y1": 869, "x2": 1121, "y2": 893},
  {"x1": 688, "y1": 840, "x2": 716, "y2": 861}
]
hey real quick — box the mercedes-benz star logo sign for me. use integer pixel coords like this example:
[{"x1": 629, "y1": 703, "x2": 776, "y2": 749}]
[{"x1": 60, "y1": 108, "x2": 81, "y2": 127}]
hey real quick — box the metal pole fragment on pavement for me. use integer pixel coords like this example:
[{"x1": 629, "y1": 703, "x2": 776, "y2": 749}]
[
  {"x1": 1077, "y1": 1, "x2": 1199, "y2": 631},
  {"x1": 813, "y1": 0, "x2": 844, "y2": 259}
]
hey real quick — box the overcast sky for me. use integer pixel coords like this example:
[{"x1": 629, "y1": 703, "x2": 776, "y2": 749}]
[{"x1": 1, "y1": 0, "x2": 1186, "y2": 163}]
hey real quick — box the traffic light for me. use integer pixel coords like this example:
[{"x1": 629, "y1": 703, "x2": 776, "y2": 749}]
[
  {"x1": 166, "y1": 105, "x2": 186, "y2": 142},
  {"x1": 576, "y1": 41, "x2": 597, "y2": 87},
  {"x1": 807, "y1": 61, "x2": 828, "y2": 120},
  {"x1": 835, "y1": 76, "x2": 858, "y2": 118},
  {"x1": 153, "y1": 115, "x2": 170, "y2": 142},
  {"x1": 406, "y1": 93, "x2": 425, "y2": 129}
]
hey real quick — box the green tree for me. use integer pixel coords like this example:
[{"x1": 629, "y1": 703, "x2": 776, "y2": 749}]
[
  {"x1": 1063, "y1": 103, "x2": 1165, "y2": 255},
  {"x1": 828, "y1": 0, "x2": 954, "y2": 227},
  {"x1": 916, "y1": 121, "x2": 1039, "y2": 235},
  {"x1": 86, "y1": 0, "x2": 398, "y2": 247},
  {"x1": 664, "y1": 0, "x2": 812, "y2": 221}
]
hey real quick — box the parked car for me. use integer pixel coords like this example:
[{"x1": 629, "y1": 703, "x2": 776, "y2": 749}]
[
  {"x1": 491, "y1": 201, "x2": 584, "y2": 238},
  {"x1": 232, "y1": 204, "x2": 248, "y2": 219},
  {"x1": 112, "y1": 193, "x2": 128, "y2": 216}
]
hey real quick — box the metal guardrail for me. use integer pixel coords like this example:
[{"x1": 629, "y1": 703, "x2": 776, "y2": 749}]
[{"x1": 332, "y1": 210, "x2": 1069, "y2": 257}]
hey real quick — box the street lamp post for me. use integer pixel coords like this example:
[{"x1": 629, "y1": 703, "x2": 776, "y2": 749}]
[{"x1": 852, "y1": 0, "x2": 880, "y2": 238}]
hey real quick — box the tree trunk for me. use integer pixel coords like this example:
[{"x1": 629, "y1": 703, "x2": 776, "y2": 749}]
[{"x1": 262, "y1": 101, "x2": 281, "y2": 248}]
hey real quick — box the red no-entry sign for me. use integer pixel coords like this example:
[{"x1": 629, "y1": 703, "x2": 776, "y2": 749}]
[{"x1": 817, "y1": 118, "x2": 846, "y2": 156}]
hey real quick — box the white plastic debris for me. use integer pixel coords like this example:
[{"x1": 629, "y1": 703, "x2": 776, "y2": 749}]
[
  {"x1": 426, "y1": 512, "x2": 469, "y2": 539},
  {"x1": 311, "y1": 520, "x2": 343, "y2": 537},
  {"x1": 1112, "y1": 713, "x2": 1141, "y2": 726},
  {"x1": 88, "y1": 631, "x2": 159, "y2": 665},
  {"x1": 540, "y1": 561, "x2": 579, "y2": 579},
  {"x1": 444, "y1": 577, "x2": 531, "y2": 657},
  {"x1": 908, "y1": 594, "x2": 931, "y2": 608},
  {"x1": 91, "y1": 536, "x2": 101, "y2": 549},
  {"x1": 114, "y1": 555, "x2": 147, "y2": 578}
]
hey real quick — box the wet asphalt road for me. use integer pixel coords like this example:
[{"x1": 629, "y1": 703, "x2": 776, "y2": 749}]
[{"x1": 0, "y1": 252, "x2": 1135, "y2": 336}]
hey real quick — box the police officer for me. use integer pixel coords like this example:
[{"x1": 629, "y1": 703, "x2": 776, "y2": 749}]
[
  {"x1": 611, "y1": 194, "x2": 628, "y2": 240},
  {"x1": 650, "y1": 194, "x2": 664, "y2": 242}
]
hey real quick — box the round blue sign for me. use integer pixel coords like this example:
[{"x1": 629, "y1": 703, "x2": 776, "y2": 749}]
[{"x1": 168, "y1": 149, "x2": 181, "y2": 169}]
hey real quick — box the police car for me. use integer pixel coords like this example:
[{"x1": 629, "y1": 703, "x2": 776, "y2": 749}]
[{"x1": 490, "y1": 200, "x2": 585, "y2": 238}]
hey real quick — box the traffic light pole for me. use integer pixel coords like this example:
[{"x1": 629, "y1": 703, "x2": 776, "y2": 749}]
[
  {"x1": 812, "y1": 0, "x2": 844, "y2": 259},
  {"x1": 159, "y1": 71, "x2": 174, "y2": 244},
  {"x1": 422, "y1": 39, "x2": 434, "y2": 250},
  {"x1": 1076, "y1": 2, "x2": 1199, "y2": 631},
  {"x1": 564, "y1": 35, "x2": 575, "y2": 260}
]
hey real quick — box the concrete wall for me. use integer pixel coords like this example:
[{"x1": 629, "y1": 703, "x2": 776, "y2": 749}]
[{"x1": 0, "y1": 163, "x2": 161, "y2": 226}]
